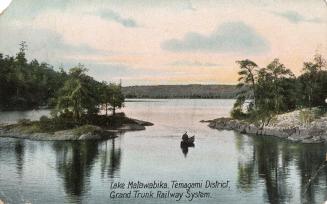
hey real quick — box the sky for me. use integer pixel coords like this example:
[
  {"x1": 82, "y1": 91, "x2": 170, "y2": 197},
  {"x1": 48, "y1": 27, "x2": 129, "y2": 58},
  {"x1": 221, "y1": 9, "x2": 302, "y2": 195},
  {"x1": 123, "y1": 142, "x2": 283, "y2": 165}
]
[{"x1": 0, "y1": 0, "x2": 326, "y2": 86}]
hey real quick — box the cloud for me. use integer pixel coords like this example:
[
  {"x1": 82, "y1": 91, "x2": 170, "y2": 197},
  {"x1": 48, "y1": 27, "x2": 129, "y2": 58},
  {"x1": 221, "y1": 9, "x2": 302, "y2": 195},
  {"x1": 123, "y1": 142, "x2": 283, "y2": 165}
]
[
  {"x1": 273, "y1": 10, "x2": 324, "y2": 24},
  {"x1": 0, "y1": 26, "x2": 107, "y2": 64},
  {"x1": 79, "y1": 63, "x2": 142, "y2": 80},
  {"x1": 98, "y1": 9, "x2": 138, "y2": 27},
  {"x1": 72, "y1": 62, "x2": 165, "y2": 84},
  {"x1": 161, "y1": 21, "x2": 269, "y2": 54},
  {"x1": 168, "y1": 60, "x2": 221, "y2": 67},
  {"x1": 184, "y1": 0, "x2": 196, "y2": 11}
]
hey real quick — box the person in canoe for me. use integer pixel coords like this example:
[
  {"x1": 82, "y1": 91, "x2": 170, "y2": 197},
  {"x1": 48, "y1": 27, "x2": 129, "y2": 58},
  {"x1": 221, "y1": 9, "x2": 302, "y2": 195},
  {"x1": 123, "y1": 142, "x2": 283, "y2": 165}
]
[
  {"x1": 182, "y1": 132, "x2": 189, "y2": 141},
  {"x1": 181, "y1": 132, "x2": 195, "y2": 144}
]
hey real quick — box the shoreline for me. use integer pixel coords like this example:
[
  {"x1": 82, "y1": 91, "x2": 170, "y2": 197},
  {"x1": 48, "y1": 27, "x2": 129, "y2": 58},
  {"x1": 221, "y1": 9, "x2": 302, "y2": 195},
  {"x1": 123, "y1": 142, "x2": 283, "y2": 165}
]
[
  {"x1": 0, "y1": 117, "x2": 153, "y2": 141},
  {"x1": 204, "y1": 111, "x2": 327, "y2": 143}
]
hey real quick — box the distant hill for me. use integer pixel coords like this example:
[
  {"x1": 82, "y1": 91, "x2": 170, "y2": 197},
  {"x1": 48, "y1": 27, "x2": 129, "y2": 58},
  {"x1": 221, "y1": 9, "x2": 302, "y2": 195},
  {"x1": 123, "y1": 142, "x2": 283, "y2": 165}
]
[{"x1": 122, "y1": 84, "x2": 243, "y2": 99}]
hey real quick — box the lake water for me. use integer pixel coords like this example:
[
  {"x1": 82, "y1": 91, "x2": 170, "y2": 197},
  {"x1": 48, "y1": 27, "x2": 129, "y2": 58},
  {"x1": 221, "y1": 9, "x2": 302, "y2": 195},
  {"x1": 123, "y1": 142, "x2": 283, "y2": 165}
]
[{"x1": 0, "y1": 99, "x2": 326, "y2": 204}]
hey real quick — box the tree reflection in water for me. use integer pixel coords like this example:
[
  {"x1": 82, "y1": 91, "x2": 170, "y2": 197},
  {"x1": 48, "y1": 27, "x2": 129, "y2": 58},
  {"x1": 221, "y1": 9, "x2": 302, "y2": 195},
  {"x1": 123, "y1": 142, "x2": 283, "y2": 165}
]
[
  {"x1": 53, "y1": 141, "x2": 99, "y2": 203},
  {"x1": 235, "y1": 132, "x2": 327, "y2": 204},
  {"x1": 99, "y1": 138, "x2": 122, "y2": 178},
  {"x1": 298, "y1": 144, "x2": 326, "y2": 204},
  {"x1": 52, "y1": 138, "x2": 122, "y2": 203}
]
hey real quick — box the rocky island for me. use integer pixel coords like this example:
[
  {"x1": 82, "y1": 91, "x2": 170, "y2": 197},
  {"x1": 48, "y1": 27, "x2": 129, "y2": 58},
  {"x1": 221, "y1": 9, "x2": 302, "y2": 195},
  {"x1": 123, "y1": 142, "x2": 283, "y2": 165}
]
[
  {"x1": 0, "y1": 115, "x2": 153, "y2": 141},
  {"x1": 0, "y1": 46, "x2": 157, "y2": 141},
  {"x1": 205, "y1": 108, "x2": 327, "y2": 143}
]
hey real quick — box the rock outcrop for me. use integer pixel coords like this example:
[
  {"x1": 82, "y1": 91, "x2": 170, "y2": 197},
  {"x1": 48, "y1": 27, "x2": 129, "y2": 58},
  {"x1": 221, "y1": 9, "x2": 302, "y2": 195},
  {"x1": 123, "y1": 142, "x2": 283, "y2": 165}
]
[
  {"x1": 206, "y1": 110, "x2": 327, "y2": 143},
  {"x1": 0, "y1": 118, "x2": 153, "y2": 141},
  {"x1": 0, "y1": 125, "x2": 115, "y2": 141}
]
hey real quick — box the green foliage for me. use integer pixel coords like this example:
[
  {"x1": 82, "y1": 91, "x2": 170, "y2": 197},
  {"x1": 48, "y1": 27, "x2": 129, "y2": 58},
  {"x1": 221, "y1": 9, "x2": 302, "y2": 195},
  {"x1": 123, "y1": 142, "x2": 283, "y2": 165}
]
[
  {"x1": 39, "y1": 115, "x2": 55, "y2": 131},
  {"x1": 0, "y1": 43, "x2": 131, "y2": 134},
  {"x1": 299, "y1": 107, "x2": 327, "y2": 126},
  {"x1": 72, "y1": 125, "x2": 99, "y2": 136},
  {"x1": 80, "y1": 112, "x2": 133, "y2": 128},
  {"x1": 299, "y1": 109, "x2": 315, "y2": 125},
  {"x1": 232, "y1": 54, "x2": 326, "y2": 126},
  {"x1": 17, "y1": 118, "x2": 32, "y2": 126},
  {"x1": 0, "y1": 42, "x2": 67, "y2": 110},
  {"x1": 231, "y1": 108, "x2": 246, "y2": 120},
  {"x1": 13, "y1": 112, "x2": 132, "y2": 134},
  {"x1": 236, "y1": 59, "x2": 258, "y2": 104},
  {"x1": 49, "y1": 110, "x2": 78, "y2": 131},
  {"x1": 55, "y1": 65, "x2": 100, "y2": 121},
  {"x1": 99, "y1": 82, "x2": 124, "y2": 115},
  {"x1": 231, "y1": 95, "x2": 247, "y2": 119},
  {"x1": 247, "y1": 109, "x2": 275, "y2": 127},
  {"x1": 107, "y1": 83, "x2": 125, "y2": 115},
  {"x1": 21, "y1": 123, "x2": 42, "y2": 134},
  {"x1": 0, "y1": 42, "x2": 126, "y2": 126},
  {"x1": 298, "y1": 53, "x2": 327, "y2": 108},
  {"x1": 53, "y1": 66, "x2": 125, "y2": 121},
  {"x1": 256, "y1": 59, "x2": 295, "y2": 114},
  {"x1": 123, "y1": 84, "x2": 241, "y2": 99},
  {"x1": 15, "y1": 118, "x2": 42, "y2": 134}
]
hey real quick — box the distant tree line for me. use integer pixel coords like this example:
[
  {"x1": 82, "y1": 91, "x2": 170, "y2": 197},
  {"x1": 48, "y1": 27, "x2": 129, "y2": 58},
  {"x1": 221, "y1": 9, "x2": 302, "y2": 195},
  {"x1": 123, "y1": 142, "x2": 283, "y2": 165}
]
[
  {"x1": 232, "y1": 53, "x2": 327, "y2": 124},
  {"x1": 122, "y1": 84, "x2": 244, "y2": 99},
  {"x1": 0, "y1": 42, "x2": 124, "y2": 120}
]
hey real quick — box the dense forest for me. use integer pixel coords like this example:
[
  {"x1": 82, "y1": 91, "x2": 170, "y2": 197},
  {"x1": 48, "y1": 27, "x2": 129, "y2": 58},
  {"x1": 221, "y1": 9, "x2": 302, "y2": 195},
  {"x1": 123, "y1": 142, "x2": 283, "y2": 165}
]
[
  {"x1": 0, "y1": 42, "x2": 64, "y2": 110},
  {"x1": 122, "y1": 84, "x2": 244, "y2": 99},
  {"x1": 232, "y1": 53, "x2": 327, "y2": 123},
  {"x1": 0, "y1": 42, "x2": 124, "y2": 116}
]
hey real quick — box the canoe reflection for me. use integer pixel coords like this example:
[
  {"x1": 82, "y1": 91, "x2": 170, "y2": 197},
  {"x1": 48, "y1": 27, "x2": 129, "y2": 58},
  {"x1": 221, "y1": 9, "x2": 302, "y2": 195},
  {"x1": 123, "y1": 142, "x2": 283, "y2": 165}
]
[{"x1": 180, "y1": 141, "x2": 195, "y2": 157}]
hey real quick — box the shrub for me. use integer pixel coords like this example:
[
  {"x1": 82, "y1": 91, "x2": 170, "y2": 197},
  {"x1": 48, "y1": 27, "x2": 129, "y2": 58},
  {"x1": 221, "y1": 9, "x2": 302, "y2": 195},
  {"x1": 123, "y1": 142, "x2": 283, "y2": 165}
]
[
  {"x1": 243, "y1": 109, "x2": 275, "y2": 127},
  {"x1": 115, "y1": 112, "x2": 126, "y2": 117},
  {"x1": 299, "y1": 109, "x2": 315, "y2": 125},
  {"x1": 39, "y1": 115, "x2": 52, "y2": 130},
  {"x1": 231, "y1": 108, "x2": 246, "y2": 120},
  {"x1": 72, "y1": 125, "x2": 99, "y2": 136},
  {"x1": 40, "y1": 115, "x2": 50, "y2": 123},
  {"x1": 22, "y1": 123, "x2": 41, "y2": 133},
  {"x1": 17, "y1": 119, "x2": 32, "y2": 126},
  {"x1": 313, "y1": 107, "x2": 327, "y2": 118}
]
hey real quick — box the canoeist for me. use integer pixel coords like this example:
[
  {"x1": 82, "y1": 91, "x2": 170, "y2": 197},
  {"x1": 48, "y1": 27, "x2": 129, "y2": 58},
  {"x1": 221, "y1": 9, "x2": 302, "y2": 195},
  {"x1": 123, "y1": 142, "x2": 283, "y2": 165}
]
[
  {"x1": 182, "y1": 132, "x2": 189, "y2": 141},
  {"x1": 181, "y1": 132, "x2": 195, "y2": 145}
]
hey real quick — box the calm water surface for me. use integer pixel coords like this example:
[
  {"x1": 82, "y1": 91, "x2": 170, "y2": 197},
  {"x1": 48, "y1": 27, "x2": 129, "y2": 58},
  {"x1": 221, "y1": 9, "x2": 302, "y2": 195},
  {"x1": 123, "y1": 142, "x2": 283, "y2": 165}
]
[{"x1": 0, "y1": 99, "x2": 326, "y2": 204}]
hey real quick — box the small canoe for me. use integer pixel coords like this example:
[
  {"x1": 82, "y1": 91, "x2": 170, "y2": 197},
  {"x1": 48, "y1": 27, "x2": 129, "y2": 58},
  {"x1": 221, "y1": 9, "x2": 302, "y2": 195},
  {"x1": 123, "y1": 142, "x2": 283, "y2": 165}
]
[
  {"x1": 187, "y1": 136, "x2": 195, "y2": 143},
  {"x1": 182, "y1": 136, "x2": 195, "y2": 145}
]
